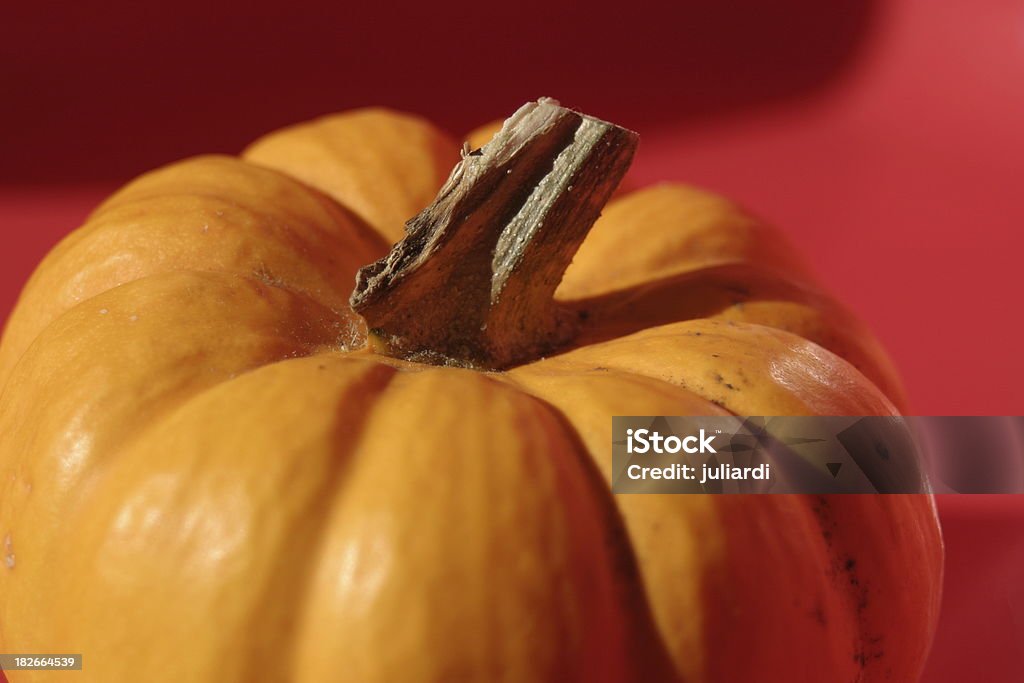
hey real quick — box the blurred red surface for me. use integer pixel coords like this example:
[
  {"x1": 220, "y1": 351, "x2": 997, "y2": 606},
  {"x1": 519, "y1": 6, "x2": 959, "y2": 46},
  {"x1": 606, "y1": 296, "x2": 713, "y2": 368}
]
[{"x1": 1, "y1": 0, "x2": 1022, "y2": 680}]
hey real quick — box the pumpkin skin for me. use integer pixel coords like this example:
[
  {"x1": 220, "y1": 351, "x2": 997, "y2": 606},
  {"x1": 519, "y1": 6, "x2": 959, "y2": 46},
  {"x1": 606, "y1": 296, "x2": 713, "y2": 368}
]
[{"x1": 0, "y1": 108, "x2": 942, "y2": 683}]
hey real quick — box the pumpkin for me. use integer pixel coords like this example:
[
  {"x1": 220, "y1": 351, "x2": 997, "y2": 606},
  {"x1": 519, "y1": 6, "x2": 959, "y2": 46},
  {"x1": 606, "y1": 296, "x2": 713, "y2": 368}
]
[{"x1": 0, "y1": 99, "x2": 942, "y2": 683}]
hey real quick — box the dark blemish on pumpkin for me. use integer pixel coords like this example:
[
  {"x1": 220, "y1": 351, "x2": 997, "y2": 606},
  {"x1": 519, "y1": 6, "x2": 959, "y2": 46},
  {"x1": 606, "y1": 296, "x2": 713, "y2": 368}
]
[
  {"x1": 812, "y1": 603, "x2": 827, "y2": 626},
  {"x1": 848, "y1": 634, "x2": 886, "y2": 674},
  {"x1": 811, "y1": 498, "x2": 828, "y2": 521},
  {"x1": 578, "y1": 309, "x2": 590, "y2": 321},
  {"x1": 812, "y1": 497, "x2": 840, "y2": 549},
  {"x1": 712, "y1": 373, "x2": 737, "y2": 391},
  {"x1": 318, "y1": 364, "x2": 327, "y2": 370},
  {"x1": 840, "y1": 554, "x2": 869, "y2": 612},
  {"x1": 711, "y1": 353, "x2": 720, "y2": 358},
  {"x1": 592, "y1": 366, "x2": 609, "y2": 372}
]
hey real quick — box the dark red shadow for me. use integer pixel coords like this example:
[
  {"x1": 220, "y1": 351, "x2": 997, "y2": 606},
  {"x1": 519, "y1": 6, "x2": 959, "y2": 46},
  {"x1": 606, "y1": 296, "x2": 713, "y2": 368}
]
[{"x1": 1, "y1": 0, "x2": 875, "y2": 183}]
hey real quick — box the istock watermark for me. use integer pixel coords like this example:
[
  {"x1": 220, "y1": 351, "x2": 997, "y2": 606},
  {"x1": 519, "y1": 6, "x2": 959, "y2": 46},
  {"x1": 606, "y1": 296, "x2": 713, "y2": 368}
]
[
  {"x1": 625, "y1": 427, "x2": 718, "y2": 454},
  {"x1": 612, "y1": 416, "x2": 1024, "y2": 494}
]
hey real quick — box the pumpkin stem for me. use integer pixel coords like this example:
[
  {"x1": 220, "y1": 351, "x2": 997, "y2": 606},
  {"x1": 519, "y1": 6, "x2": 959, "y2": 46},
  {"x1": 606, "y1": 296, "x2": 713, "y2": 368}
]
[{"x1": 349, "y1": 98, "x2": 638, "y2": 369}]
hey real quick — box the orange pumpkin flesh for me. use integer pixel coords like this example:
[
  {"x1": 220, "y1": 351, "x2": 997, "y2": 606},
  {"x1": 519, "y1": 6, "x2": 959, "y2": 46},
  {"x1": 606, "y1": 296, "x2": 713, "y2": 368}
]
[{"x1": 0, "y1": 102, "x2": 941, "y2": 682}]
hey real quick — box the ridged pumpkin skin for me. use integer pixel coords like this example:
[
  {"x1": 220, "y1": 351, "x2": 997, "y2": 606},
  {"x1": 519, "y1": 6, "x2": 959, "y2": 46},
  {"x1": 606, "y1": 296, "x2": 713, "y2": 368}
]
[{"x1": 0, "y1": 109, "x2": 942, "y2": 682}]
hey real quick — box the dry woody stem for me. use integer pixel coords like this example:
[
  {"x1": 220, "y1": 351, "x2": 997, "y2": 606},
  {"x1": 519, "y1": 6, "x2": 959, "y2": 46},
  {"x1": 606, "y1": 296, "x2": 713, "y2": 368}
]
[{"x1": 350, "y1": 98, "x2": 638, "y2": 369}]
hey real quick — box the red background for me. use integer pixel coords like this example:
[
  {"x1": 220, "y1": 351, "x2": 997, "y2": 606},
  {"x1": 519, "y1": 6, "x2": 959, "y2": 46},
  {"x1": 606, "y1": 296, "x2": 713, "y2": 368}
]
[{"x1": 2, "y1": 0, "x2": 1022, "y2": 679}]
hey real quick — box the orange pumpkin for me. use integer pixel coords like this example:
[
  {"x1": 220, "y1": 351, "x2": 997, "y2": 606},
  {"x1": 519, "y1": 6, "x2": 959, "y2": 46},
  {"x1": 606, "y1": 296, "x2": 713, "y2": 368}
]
[{"x1": 0, "y1": 99, "x2": 941, "y2": 682}]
